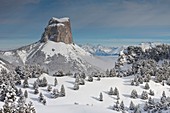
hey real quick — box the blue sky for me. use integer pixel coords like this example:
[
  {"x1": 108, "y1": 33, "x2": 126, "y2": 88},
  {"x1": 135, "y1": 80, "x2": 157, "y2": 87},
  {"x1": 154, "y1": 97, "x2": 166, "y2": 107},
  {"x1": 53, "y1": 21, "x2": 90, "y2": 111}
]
[{"x1": 0, "y1": 0, "x2": 170, "y2": 50}]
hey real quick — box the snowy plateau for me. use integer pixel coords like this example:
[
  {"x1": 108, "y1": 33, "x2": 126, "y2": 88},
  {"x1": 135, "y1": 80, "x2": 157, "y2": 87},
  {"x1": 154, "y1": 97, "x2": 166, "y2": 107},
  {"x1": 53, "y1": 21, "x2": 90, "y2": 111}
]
[{"x1": 0, "y1": 17, "x2": 170, "y2": 113}]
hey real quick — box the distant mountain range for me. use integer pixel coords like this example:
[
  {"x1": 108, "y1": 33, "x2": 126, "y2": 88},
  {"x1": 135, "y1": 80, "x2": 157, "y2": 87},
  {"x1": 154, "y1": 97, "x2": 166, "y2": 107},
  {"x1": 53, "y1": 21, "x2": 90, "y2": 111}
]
[{"x1": 80, "y1": 44, "x2": 125, "y2": 56}]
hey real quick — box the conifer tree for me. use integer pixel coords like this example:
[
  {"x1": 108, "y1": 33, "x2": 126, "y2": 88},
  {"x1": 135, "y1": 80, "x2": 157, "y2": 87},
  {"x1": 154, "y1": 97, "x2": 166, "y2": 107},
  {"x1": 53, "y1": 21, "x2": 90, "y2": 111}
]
[
  {"x1": 129, "y1": 101, "x2": 135, "y2": 110},
  {"x1": 144, "y1": 82, "x2": 150, "y2": 90},
  {"x1": 60, "y1": 85, "x2": 65, "y2": 97},
  {"x1": 149, "y1": 89, "x2": 154, "y2": 96},
  {"x1": 113, "y1": 87, "x2": 119, "y2": 95},
  {"x1": 99, "y1": 92, "x2": 103, "y2": 101},
  {"x1": 120, "y1": 101, "x2": 124, "y2": 110},
  {"x1": 24, "y1": 90, "x2": 28, "y2": 98},
  {"x1": 23, "y1": 78, "x2": 29, "y2": 88},
  {"x1": 54, "y1": 78, "x2": 58, "y2": 86},
  {"x1": 108, "y1": 87, "x2": 114, "y2": 95},
  {"x1": 79, "y1": 78, "x2": 85, "y2": 85},
  {"x1": 47, "y1": 85, "x2": 52, "y2": 92},
  {"x1": 39, "y1": 93, "x2": 44, "y2": 102},
  {"x1": 143, "y1": 102, "x2": 148, "y2": 111},
  {"x1": 131, "y1": 89, "x2": 138, "y2": 99},
  {"x1": 141, "y1": 91, "x2": 148, "y2": 100},
  {"x1": 34, "y1": 87, "x2": 39, "y2": 94},
  {"x1": 73, "y1": 82, "x2": 79, "y2": 90}
]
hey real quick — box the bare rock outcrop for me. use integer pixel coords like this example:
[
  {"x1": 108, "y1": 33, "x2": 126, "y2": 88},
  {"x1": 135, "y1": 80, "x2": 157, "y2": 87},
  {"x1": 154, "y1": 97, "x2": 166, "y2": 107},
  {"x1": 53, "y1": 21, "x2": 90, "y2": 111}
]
[{"x1": 41, "y1": 17, "x2": 73, "y2": 44}]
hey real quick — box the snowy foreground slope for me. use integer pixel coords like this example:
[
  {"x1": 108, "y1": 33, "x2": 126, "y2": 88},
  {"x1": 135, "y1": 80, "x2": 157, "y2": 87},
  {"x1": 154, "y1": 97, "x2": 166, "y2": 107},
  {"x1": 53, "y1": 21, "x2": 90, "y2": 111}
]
[{"x1": 0, "y1": 73, "x2": 169, "y2": 113}]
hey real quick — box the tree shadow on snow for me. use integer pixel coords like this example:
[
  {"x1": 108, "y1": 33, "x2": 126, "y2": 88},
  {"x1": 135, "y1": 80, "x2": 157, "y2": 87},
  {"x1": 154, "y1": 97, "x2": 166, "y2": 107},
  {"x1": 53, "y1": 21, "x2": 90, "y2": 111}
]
[
  {"x1": 110, "y1": 96, "x2": 117, "y2": 100},
  {"x1": 66, "y1": 81, "x2": 75, "y2": 85},
  {"x1": 28, "y1": 90, "x2": 35, "y2": 94},
  {"x1": 67, "y1": 86, "x2": 74, "y2": 90},
  {"x1": 107, "y1": 106, "x2": 113, "y2": 110},
  {"x1": 30, "y1": 97, "x2": 39, "y2": 102},
  {"x1": 122, "y1": 94, "x2": 130, "y2": 98},
  {"x1": 91, "y1": 96, "x2": 99, "y2": 101},
  {"x1": 44, "y1": 93, "x2": 52, "y2": 99},
  {"x1": 103, "y1": 91, "x2": 109, "y2": 95}
]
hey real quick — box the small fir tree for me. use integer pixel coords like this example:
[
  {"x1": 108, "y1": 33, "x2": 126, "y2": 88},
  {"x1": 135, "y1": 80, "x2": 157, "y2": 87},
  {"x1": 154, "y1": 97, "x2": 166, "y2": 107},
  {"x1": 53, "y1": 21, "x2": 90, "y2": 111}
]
[
  {"x1": 47, "y1": 85, "x2": 52, "y2": 92},
  {"x1": 23, "y1": 78, "x2": 29, "y2": 88},
  {"x1": 60, "y1": 85, "x2": 65, "y2": 97},
  {"x1": 141, "y1": 91, "x2": 148, "y2": 100},
  {"x1": 24, "y1": 90, "x2": 28, "y2": 98},
  {"x1": 73, "y1": 82, "x2": 79, "y2": 90},
  {"x1": 144, "y1": 82, "x2": 150, "y2": 90},
  {"x1": 120, "y1": 101, "x2": 124, "y2": 110},
  {"x1": 108, "y1": 87, "x2": 114, "y2": 95},
  {"x1": 129, "y1": 101, "x2": 135, "y2": 110},
  {"x1": 54, "y1": 78, "x2": 58, "y2": 86},
  {"x1": 99, "y1": 92, "x2": 103, "y2": 101},
  {"x1": 131, "y1": 89, "x2": 138, "y2": 99}
]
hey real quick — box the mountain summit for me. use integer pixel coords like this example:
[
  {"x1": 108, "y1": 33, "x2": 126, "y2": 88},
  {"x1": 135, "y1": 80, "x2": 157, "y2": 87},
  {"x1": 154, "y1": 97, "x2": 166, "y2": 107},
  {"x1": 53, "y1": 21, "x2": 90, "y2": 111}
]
[{"x1": 41, "y1": 17, "x2": 73, "y2": 44}]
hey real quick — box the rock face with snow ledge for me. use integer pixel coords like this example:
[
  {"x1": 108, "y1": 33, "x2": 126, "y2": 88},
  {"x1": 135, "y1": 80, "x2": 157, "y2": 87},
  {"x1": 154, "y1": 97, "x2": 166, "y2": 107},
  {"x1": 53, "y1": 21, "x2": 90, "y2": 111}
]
[{"x1": 41, "y1": 17, "x2": 73, "y2": 44}]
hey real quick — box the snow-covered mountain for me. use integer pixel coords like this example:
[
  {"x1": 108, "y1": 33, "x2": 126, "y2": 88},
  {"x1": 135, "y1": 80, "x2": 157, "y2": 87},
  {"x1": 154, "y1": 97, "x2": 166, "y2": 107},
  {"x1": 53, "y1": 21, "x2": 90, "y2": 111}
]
[
  {"x1": 0, "y1": 17, "x2": 115, "y2": 74},
  {"x1": 80, "y1": 44, "x2": 125, "y2": 56}
]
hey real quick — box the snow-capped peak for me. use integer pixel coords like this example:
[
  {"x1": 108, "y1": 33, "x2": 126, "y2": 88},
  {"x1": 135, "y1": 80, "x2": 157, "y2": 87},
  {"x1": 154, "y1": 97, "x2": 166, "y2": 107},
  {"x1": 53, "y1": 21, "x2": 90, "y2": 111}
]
[{"x1": 49, "y1": 17, "x2": 69, "y2": 23}]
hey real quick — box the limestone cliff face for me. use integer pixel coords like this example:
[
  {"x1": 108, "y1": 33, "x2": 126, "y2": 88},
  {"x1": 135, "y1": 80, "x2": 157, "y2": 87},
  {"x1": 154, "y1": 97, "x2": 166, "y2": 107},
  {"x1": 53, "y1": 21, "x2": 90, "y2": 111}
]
[{"x1": 41, "y1": 17, "x2": 73, "y2": 44}]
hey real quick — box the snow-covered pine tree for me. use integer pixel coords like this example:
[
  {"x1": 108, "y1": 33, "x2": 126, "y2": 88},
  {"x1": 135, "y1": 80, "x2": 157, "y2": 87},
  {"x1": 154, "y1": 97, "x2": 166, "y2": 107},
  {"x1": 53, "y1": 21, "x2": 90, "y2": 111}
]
[
  {"x1": 120, "y1": 101, "x2": 124, "y2": 110},
  {"x1": 99, "y1": 92, "x2": 103, "y2": 101},
  {"x1": 135, "y1": 80, "x2": 139, "y2": 86},
  {"x1": 51, "y1": 89, "x2": 59, "y2": 98},
  {"x1": 39, "y1": 93, "x2": 44, "y2": 102},
  {"x1": 47, "y1": 85, "x2": 52, "y2": 92},
  {"x1": 60, "y1": 85, "x2": 65, "y2": 97},
  {"x1": 149, "y1": 89, "x2": 154, "y2": 96},
  {"x1": 34, "y1": 87, "x2": 39, "y2": 94},
  {"x1": 108, "y1": 87, "x2": 114, "y2": 95},
  {"x1": 88, "y1": 75, "x2": 93, "y2": 82},
  {"x1": 113, "y1": 100, "x2": 120, "y2": 111},
  {"x1": 113, "y1": 87, "x2": 119, "y2": 95},
  {"x1": 129, "y1": 101, "x2": 135, "y2": 110},
  {"x1": 79, "y1": 78, "x2": 85, "y2": 85},
  {"x1": 23, "y1": 78, "x2": 29, "y2": 88},
  {"x1": 24, "y1": 90, "x2": 28, "y2": 98},
  {"x1": 25, "y1": 101, "x2": 36, "y2": 113},
  {"x1": 18, "y1": 88, "x2": 23, "y2": 96},
  {"x1": 97, "y1": 75, "x2": 100, "y2": 81},
  {"x1": 141, "y1": 91, "x2": 148, "y2": 100},
  {"x1": 166, "y1": 77, "x2": 170, "y2": 85},
  {"x1": 143, "y1": 102, "x2": 148, "y2": 111},
  {"x1": 33, "y1": 81, "x2": 39, "y2": 89},
  {"x1": 73, "y1": 82, "x2": 79, "y2": 90},
  {"x1": 148, "y1": 97, "x2": 155, "y2": 105},
  {"x1": 144, "y1": 82, "x2": 150, "y2": 90},
  {"x1": 162, "y1": 91, "x2": 166, "y2": 98},
  {"x1": 75, "y1": 76, "x2": 80, "y2": 84},
  {"x1": 106, "y1": 69, "x2": 110, "y2": 77},
  {"x1": 42, "y1": 77, "x2": 48, "y2": 87},
  {"x1": 54, "y1": 78, "x2": 58, "y2": 86},
  {"x1": 131, "y1": 89, "x2": 138, "y2": 99},
  {"x1": 42, "y1": 99, "x2": 46, "y2": 105},
  {"x1": 131, "y1": 80, "x2": 135, "y2": 85}
]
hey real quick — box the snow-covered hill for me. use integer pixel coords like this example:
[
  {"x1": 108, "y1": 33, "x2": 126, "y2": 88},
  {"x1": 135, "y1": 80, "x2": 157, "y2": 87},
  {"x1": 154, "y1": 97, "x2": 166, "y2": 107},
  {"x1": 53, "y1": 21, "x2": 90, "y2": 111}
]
[{"x1": 0, "y1": 40, "x2": 115, "y2": 74}]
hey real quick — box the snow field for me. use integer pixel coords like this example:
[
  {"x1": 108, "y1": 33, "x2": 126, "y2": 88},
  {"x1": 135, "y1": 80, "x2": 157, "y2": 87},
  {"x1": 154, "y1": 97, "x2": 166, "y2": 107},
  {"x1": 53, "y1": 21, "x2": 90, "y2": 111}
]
[{"x1": 14, "y1": 73, "x2": 170, "y2": 113}]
